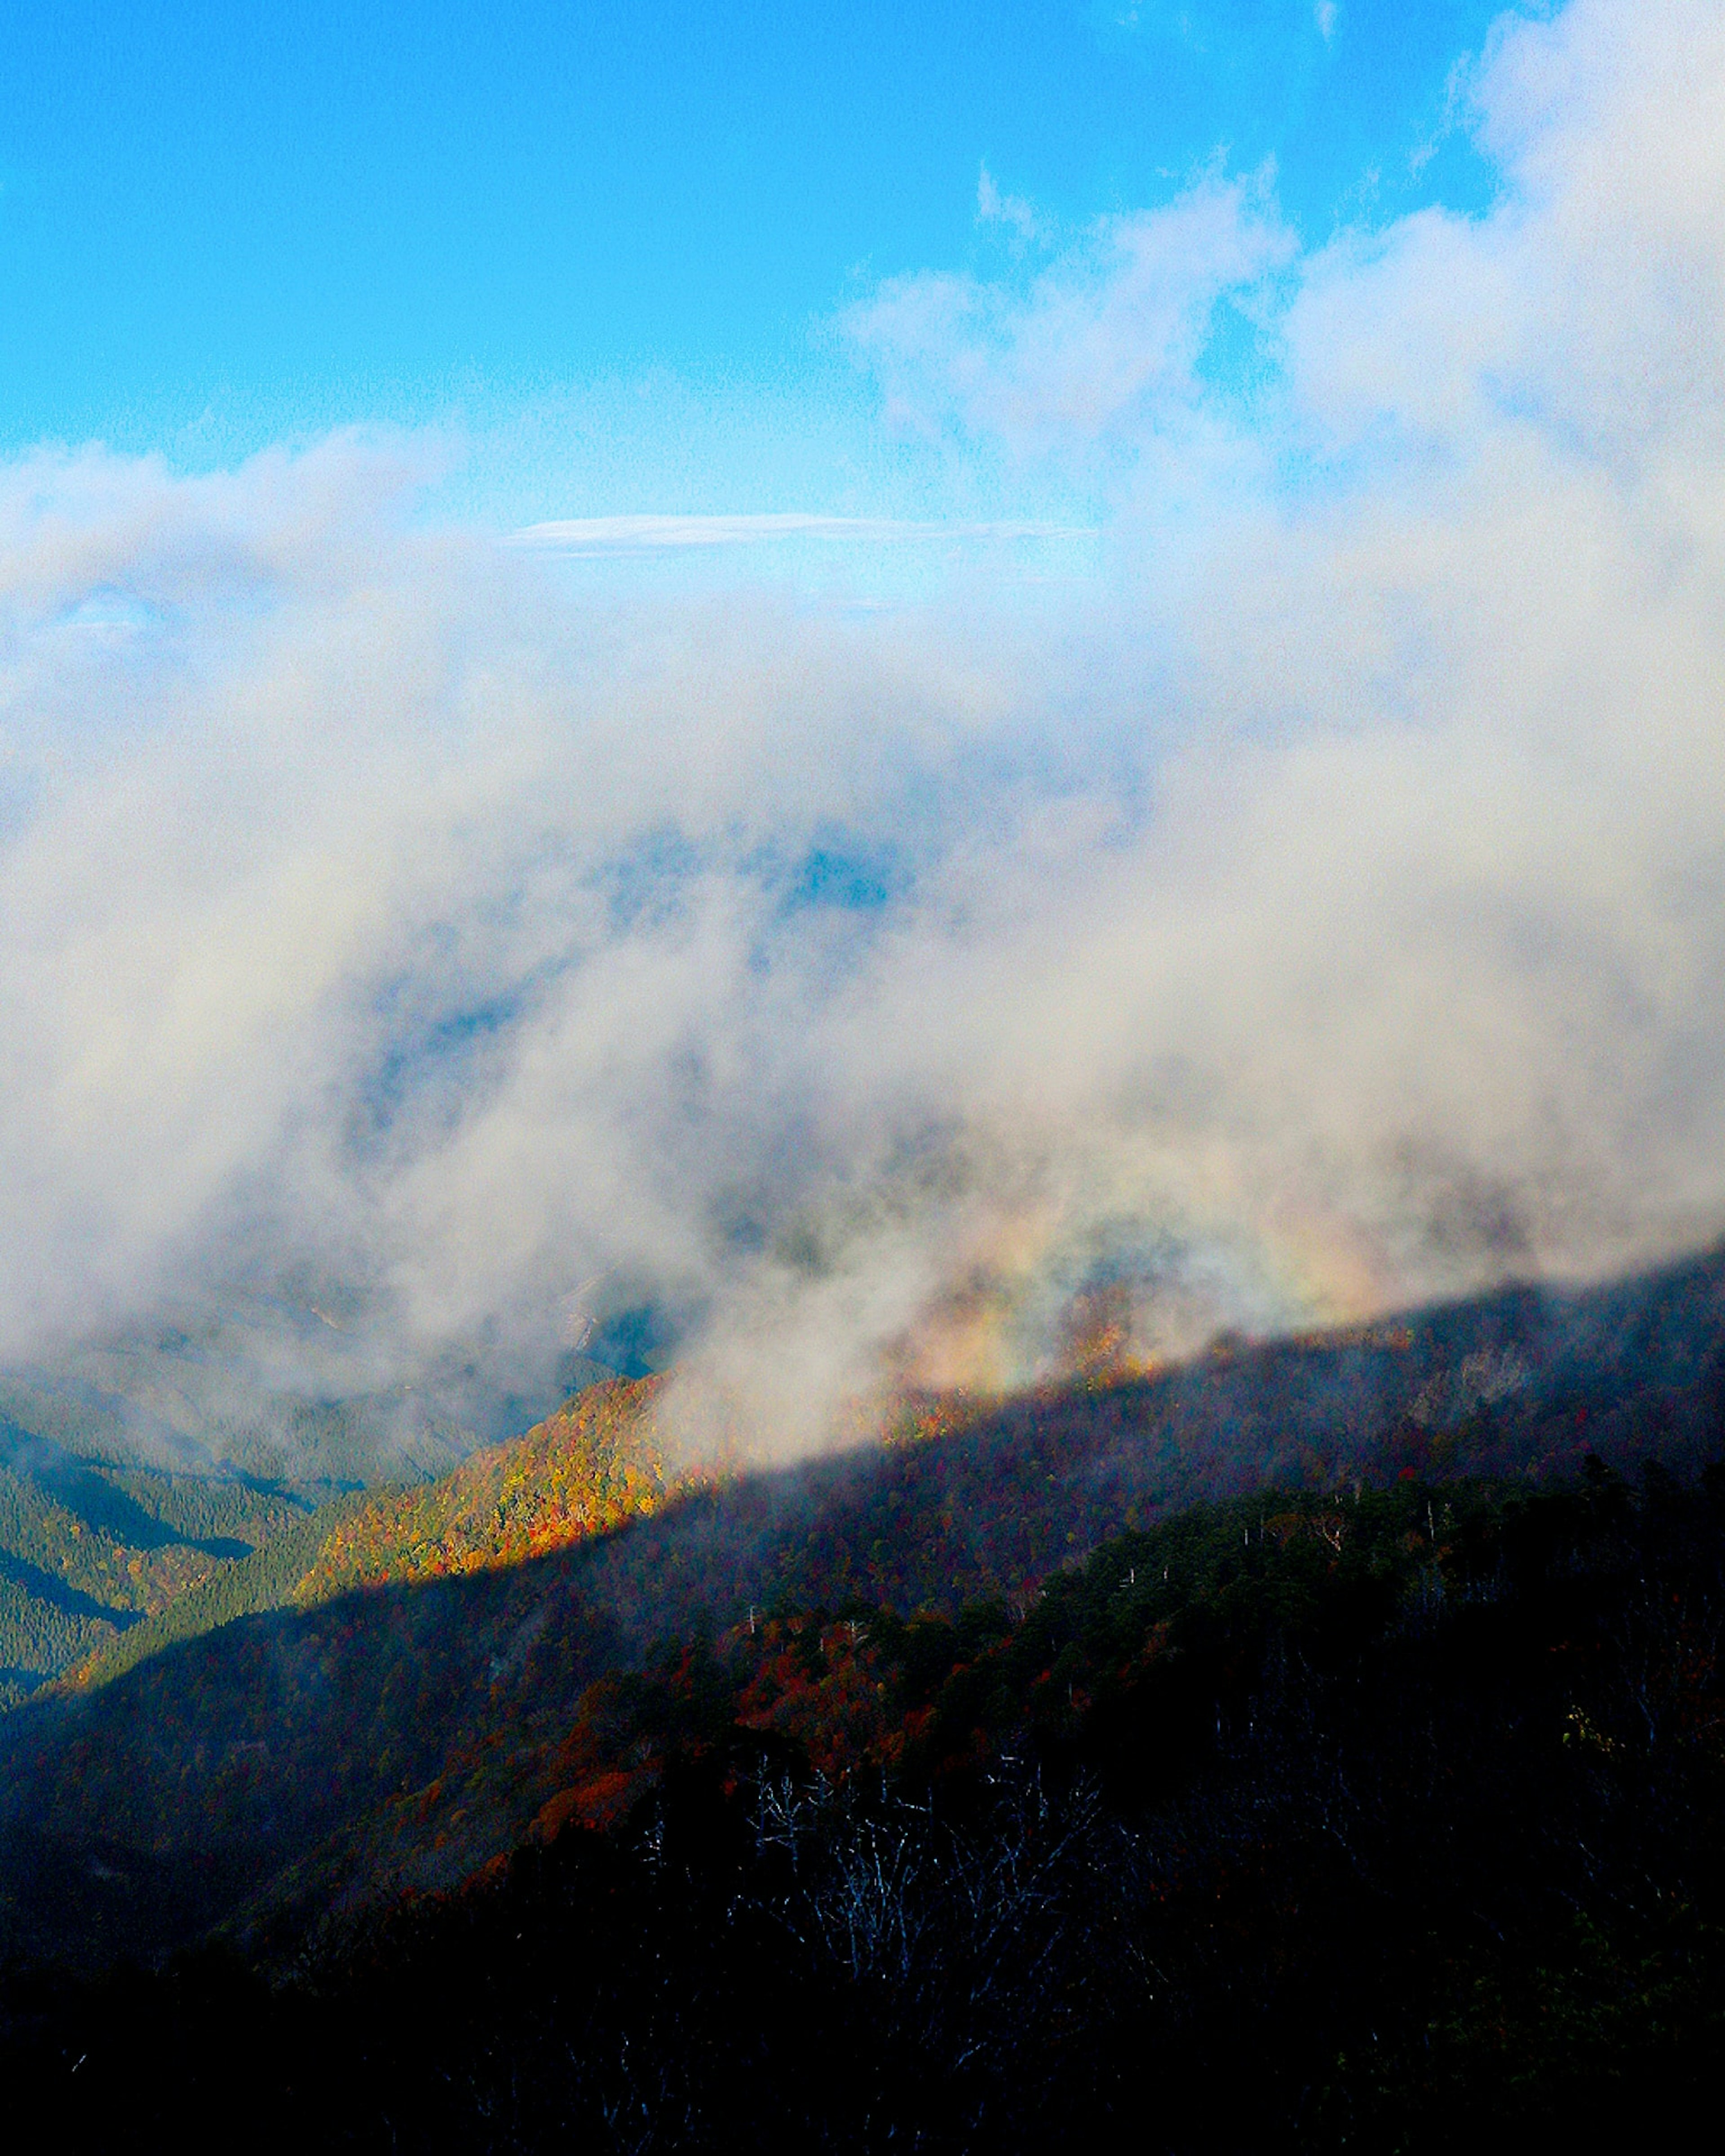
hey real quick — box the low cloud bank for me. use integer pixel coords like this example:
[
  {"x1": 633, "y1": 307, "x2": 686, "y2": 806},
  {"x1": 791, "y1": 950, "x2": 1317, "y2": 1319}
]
[{"x1": 3, "y1": 0, "x2": 1722, "y2": 1466}]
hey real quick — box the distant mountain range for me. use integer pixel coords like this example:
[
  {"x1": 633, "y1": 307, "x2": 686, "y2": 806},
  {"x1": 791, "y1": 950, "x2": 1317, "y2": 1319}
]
[
  {"x1": 0, "y1": 1281, "x2": 632, "y2": 1706},
  {"x1": 0, "y1": 1279, "x2": 632, "y2": 1485},
  {"x1": 0, "y1": 1241, "x2": 1720, "y2": 1972},
  {"x1": 0, "y1": 1366, "x2": 663, "y2": 1710},
  {"x1": 0, "y1": 1443, "x2": 316, "y2": 1712}
]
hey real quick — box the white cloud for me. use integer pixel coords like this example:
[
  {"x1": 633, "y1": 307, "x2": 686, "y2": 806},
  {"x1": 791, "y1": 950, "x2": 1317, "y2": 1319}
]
[
  {"x1": 850, "y1": 169, "x2": 1292, "y2": 458},
  {"x1": 2, "y1": 0, "x2": 1723, "y2": 1465}
]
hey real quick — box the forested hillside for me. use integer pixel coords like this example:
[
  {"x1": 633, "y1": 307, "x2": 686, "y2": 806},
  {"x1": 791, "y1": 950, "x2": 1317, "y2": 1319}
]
[
  {"x1": 0, "y1": 1245, "x2": 1721, "y2": 1975},
  {"x1": 0, "y1": 1441, "x2": 314, "y2": 1709},
  {"x1": 8, "y1": 1459, "x2": 1724, "y2": 2152},
  {"x1": 0, "y1": 1370, "x2": 665, "y2": 1709}
]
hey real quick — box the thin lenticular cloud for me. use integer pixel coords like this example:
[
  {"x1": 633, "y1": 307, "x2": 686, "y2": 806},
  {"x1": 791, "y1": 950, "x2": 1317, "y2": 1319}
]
[
  {"x1": 1, "y1": 0, "x2": 1721, "y2": 1467},
  {"x1": 507, "y1": 514, "x2": 1093, "y2": 552}
]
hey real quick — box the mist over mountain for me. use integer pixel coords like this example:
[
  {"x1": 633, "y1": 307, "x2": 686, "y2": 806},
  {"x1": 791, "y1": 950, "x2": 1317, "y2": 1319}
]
[
  {"x1": 2, "y1": 0, "x2": 1723, "y2": 1480},
  {"x1": 0, "y1": 1281, "x2": 625, "y2": 1481}
]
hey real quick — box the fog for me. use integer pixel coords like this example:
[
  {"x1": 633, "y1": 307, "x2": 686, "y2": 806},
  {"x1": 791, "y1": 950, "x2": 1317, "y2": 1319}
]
[{"x1": 3, "y1": 0, "x2": 1722, "y2": 1467}]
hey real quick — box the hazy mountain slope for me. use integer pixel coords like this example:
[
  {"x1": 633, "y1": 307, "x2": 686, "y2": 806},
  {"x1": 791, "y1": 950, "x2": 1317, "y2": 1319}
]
[
  {"x1": 0, "y1": 1246, "x2": 1720, "y2": 1969},
  {"x1": 0, "y1": 1370, "x2": 659, "y2": 1710},
  {"x1": 19, "y1": 1244, "x2": 1725, "y2": 1716},
  {"x1": 0, "y1": 1436, "x2": 316, "y2": 1709},
  {"x1": 54, "y1": 1376, "x2": 671, "y2": 1701},
  {"x1": 0, "y1": 1287, "x2": 620, "y2": 1484}
]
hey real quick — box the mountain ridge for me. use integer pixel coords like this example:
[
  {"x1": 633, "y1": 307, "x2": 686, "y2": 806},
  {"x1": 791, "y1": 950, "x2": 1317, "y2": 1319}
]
[
  {"x1": 0, "y1": 1240, "x2": 1720, "y2": 1970},
  {"x1": 50, "y1": 1375, "x2": 672, "y2": 1699}
]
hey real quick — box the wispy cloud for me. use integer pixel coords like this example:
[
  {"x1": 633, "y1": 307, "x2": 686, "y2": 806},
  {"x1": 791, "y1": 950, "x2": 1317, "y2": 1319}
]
[
  {"x1": 976, "y1": 163, "x2": 1048, "y2": 246},
  {"x1": 850, "y1": 170, "x2": 1292, "y2": 456}
]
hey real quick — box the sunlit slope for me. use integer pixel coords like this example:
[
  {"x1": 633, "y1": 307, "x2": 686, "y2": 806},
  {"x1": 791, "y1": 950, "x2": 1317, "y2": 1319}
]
[
  {"x1": 66, "y1": 1377, "x2": 670, "y2": 1694},
  {"x1": 294, "y1": 1377, "x2": 671, "y2": 1599},
  {"x1": 0, "y1": 1375, "x2": 664, "y2": 1707}
]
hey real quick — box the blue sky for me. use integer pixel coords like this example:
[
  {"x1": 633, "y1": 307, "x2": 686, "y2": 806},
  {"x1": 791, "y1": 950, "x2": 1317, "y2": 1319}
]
[{"x1": 3, "y1": 2, "x2": 1509, "y2": 521}]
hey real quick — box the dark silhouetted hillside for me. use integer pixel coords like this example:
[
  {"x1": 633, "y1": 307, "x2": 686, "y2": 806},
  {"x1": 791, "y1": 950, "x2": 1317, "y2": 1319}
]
[
  {"x1": 0, "y1": 1243, "x2": 1721, "y2": 1972},
  {"x1": 6, "y1": 1456, "x2": 1725, "y2": 2153}
]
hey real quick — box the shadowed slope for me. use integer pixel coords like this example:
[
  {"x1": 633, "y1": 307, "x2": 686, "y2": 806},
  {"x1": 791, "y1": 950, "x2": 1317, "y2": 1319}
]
[
  {"x1": 0, "y1": 1437, "x2": 314, "y2": 1709},
  {"x1": 13, "y1": 1463, "x2": 1725, "y2": 2156},
  {"x1": 0, "y1": 1246, "x2": 1721, "y2": 1968}
]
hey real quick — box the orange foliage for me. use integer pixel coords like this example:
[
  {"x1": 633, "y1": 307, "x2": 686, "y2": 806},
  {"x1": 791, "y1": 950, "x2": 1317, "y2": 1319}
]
[
  {"x1": 731, "y1": 1615, "x2": 898, "y2": 1778},
  {"x1": 295, "y1": 1377, "x2": 672, "y2": 1604}
]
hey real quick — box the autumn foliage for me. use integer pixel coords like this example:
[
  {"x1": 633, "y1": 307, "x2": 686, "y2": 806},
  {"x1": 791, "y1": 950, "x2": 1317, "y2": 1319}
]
[{"x1": 295, "y1": 1377, "x2": 672, "y2": 1600}]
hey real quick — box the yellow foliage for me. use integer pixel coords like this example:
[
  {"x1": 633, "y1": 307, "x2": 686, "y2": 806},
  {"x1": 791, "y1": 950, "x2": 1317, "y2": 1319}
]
[{"x1": 293, "y1": 1377, "x2": 672, "y2": 1606}]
